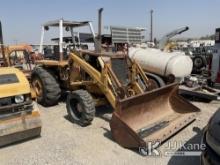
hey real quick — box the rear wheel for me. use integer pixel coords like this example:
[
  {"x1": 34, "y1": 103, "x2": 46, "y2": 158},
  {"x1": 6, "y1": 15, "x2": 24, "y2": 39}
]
[
  {"x1": 66, "y1": 90, "x2": 95, "y2": 126},
  {"x1": 32, "y1": 67, "x2": 61, "y2": 106}
]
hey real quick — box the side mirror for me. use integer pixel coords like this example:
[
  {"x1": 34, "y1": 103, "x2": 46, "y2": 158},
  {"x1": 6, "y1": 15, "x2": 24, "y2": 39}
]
[{"x1": 44, "y1": 26, "x2": 49, "y2": 31}]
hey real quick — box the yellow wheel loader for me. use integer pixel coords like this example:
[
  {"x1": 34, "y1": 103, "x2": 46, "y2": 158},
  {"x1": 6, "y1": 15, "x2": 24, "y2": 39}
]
[
  {"x1": 31, "y1": 19, "x2": 199, "y2": 151},
  {"x1": 0, "y1": 67, "x2": 41, "y2": 147},
  {"x1": 67, "y1": 51, "x2": 200, "y2": 150}
]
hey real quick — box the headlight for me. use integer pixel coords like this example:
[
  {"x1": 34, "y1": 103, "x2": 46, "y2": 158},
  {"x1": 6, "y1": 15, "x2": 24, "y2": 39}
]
[{"x1": 15, "y1": 95, "x2": 24, "y2": 103}]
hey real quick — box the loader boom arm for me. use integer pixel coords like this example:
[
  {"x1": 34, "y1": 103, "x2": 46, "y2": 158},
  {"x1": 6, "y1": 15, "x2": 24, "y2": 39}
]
[
  {"x1": 68, "y1": 52, "x2": 151, "y2": 109},
  {"x1": 69, "y1": 52, "x2": 117, "y2": 107}
]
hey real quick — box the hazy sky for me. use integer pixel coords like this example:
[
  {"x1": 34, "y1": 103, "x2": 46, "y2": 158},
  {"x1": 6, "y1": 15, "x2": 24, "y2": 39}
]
[{"x1": 0, "y1": 0, "x2": 219, "y2": 44}]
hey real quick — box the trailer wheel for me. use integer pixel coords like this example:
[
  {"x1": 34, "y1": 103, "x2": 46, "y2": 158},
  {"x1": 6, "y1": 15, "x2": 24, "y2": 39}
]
[
  {"x1": 66, "y1": 90, "x2": 95, "y2": 126},
  {"x1": 145, "y1": 73, "x2": 166, "y2": 88},
  {"x1": 193, "y1": 56, "x2": 206, "y2": 69},
  {"x1": 32, "y1": 67, "x2": 61, "y2": 106}
]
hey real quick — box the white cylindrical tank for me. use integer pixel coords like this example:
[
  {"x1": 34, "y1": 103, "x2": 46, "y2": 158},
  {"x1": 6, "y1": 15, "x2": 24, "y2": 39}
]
[{"x1": 129, "y1": 47, "x2": 193, "y2": 78}]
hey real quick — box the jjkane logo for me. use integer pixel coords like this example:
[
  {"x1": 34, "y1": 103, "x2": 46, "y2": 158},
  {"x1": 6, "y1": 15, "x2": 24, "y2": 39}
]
[
  {"x1": 139, "y1": 141, "x2": 161, "y2": 156},
  {"x1": 139, "y1": 140, "x2": 206, "y2": 156}
]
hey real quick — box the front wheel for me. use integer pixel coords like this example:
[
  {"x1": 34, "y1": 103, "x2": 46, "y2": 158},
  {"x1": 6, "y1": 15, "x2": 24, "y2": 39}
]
[
  {"x1": 66, "y1": 90, "x2": 96, "y2": 126},
  {"x1": 145, "y1": 72, "x2": 166, "y2": 88}
]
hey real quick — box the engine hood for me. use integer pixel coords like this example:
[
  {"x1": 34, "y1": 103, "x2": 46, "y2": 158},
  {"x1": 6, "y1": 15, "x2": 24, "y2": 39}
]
[{"x1": 0, "y1": 67, "x2": 30, "y2": 98}]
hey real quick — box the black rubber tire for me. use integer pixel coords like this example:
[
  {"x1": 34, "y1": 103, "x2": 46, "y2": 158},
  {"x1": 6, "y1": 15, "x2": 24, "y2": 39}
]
[
  {"x1": 193, "y1": 56, "x2": 206, "y2": 69},
  {"x1": 145, "y1": 72, "x2": 166, "y2": 88},
  {"x1": 32, "y1": 67, "x2": 61, "y2": 106},
  {"x1": 66, "y1": 90, "x2": 95, "y2": 126}
]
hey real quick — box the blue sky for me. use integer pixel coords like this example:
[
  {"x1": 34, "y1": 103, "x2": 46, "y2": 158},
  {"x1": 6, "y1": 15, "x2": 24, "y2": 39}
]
[{"x1": 0, "y1": 0, "x2": 219, "y2": 44}]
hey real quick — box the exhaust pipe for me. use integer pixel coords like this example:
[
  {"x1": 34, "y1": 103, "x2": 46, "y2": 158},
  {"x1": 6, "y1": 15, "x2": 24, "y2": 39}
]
[{"x1": 97, "y1": 8, "x2": 103, "y2": 53}]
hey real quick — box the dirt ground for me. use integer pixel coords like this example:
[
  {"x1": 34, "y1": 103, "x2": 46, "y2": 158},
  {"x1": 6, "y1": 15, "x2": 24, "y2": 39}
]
[{"x1": 0, "y1": 100, "x2": 219, "y2": 165}]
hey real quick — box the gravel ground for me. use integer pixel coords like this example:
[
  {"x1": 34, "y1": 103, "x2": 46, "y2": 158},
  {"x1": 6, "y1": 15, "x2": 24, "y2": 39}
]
[{"x1": 0, "y1": 100, "x2": 219, "y2": 165}]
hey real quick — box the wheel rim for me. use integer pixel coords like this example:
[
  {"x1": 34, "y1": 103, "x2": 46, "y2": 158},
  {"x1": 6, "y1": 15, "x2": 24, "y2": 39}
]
[
  {"x1": 32, "y1": 78, "x2": 43, "y2": 98},
  {"x1": 76, "y1": 103, "x2": 83, "y2": 113},
  {"x1": 69, "y1": 98, "x2": 82, "y2": 119},
  {"x1": 194, "y1": 58, "x2": 203, "y2": 68}
]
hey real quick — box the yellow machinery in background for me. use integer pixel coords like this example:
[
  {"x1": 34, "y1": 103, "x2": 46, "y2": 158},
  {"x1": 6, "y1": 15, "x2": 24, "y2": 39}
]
[
  {"x1": 0, "y1": 67, "x2": 41, "y2": 147},
  {"x1": 0, "y1": 21, "x2": 42, "y2": 78}
]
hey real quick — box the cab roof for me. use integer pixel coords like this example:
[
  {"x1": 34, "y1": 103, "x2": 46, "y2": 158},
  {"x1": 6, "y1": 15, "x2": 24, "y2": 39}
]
[{"x1": 43, "y1": 19, "x2": 90, "y2": 28}]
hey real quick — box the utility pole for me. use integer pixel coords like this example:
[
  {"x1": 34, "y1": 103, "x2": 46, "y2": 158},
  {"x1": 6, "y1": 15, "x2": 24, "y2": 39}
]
[{"x1": 150, "y1": 9, "x2": 153, "y2": 42}]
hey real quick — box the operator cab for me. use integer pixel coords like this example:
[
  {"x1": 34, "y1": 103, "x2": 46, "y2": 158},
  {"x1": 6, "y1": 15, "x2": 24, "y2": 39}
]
[{"x1": 39, "y1": 19, "x2": 98, "y2": 62}]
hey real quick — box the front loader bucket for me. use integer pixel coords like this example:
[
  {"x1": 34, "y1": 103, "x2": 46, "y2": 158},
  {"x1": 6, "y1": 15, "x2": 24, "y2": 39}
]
[
  {"x1": 110, "y1": 83, "x2": 200, "y2": 149},
  {"x1": 0, "y1": 103, "x2": 42, "y2": 147}
]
